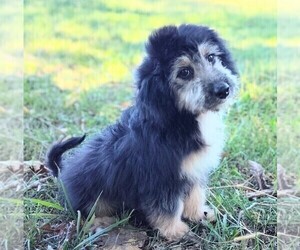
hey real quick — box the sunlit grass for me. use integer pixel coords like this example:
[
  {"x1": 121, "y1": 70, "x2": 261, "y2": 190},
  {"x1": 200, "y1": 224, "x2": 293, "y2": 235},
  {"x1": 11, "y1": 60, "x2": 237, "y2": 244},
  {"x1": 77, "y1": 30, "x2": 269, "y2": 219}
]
[
  {"x1": 209, "y1": 0, "x2": 276, "y2": 15},
  {"x1": 278, "y1": 0, "x2": 300, "y2": 16},
  {"x1": 24, "y1": 0, "x2": 277, "y2": 91},
  {"x1": 0, "y1": 0, "x2": 23, "y2": 76}
]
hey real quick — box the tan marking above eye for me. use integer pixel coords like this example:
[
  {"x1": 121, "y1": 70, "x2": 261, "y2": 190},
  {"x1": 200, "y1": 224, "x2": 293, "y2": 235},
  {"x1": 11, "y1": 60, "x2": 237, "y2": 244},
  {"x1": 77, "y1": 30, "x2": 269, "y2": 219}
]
[
  {"x1": 174, "y1": 56, "x2": 192, "y2": 67},
  {"x1": 198, "y1": 42, "x2": 221, "y2": 58}
]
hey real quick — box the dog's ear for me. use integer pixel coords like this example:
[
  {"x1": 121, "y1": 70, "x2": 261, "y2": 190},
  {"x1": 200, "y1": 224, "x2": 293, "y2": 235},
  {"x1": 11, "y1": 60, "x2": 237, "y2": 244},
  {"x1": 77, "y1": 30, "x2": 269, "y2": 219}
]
[
  {"x1": 135, "y1": 59, "x2": 175, "y2": 114},
  {"x1": 146, "y1": 25, "x2": 182, "y2": 63},
  {"x1": 136, "y1": 70, "x2": 176, "y2": 120},
  {"x1": 135, "y1": 25, "x2": 183, "y2": 90},
  {"x1": 135, "y1": 57, "x2": 159, "y2": 90}
]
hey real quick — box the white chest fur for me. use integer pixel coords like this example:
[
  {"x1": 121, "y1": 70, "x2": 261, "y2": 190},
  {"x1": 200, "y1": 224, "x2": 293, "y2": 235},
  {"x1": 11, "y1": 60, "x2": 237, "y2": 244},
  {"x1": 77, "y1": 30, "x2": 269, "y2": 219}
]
[{"x1": 181, "y1": 111, "x2": 225, "y2": 185}]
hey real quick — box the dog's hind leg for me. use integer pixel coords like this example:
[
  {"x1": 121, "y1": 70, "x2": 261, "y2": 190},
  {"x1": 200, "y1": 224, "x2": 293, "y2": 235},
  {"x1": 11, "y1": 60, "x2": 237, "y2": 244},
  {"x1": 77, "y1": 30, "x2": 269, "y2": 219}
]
[
  {"x1": 90, "y1": 199, "x2": 117, "y2": 232},
  {"x1": 146, "y1": 198, "x2": 189, "y2": 240},
  {"x1": 95, "y1": 199, "x2": 116, "y2": 217}
]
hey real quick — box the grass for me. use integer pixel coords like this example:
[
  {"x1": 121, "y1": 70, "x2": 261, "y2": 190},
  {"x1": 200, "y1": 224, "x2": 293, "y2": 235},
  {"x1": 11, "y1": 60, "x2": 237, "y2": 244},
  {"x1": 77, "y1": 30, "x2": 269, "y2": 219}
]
[
  {"x1": 3, "y1": 0, "x2": 298, "y2": 249},
  {"x1": 277, "y1": 5, "x2": 300, "y2": 248},
  {"x1": 0, "y1": 1, "x2": 23, "y2": 249}
]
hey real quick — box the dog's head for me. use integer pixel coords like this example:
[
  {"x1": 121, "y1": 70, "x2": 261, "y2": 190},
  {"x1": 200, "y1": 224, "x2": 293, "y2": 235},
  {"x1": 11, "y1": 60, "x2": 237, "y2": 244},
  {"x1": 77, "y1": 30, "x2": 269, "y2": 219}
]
[{"x1": 136, "y1": 25, "x2": 239, "y2": 115}]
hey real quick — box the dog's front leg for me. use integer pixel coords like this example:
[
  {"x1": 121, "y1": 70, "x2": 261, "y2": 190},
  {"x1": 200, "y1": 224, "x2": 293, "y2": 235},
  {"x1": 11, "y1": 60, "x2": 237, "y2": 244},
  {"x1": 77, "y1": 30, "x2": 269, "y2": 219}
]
[
  {"x1": 146, "y1": 199, "x2": 189, "y2": 240},
  {"x1": 183, "y1": 184, "x2": 215, "y2": 222}
]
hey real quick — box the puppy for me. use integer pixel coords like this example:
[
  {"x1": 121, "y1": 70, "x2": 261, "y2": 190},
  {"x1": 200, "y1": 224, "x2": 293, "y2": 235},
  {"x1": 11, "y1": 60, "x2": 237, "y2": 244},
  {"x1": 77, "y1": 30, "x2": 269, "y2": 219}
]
[{"x1": 47, "y1": 24, "x2": 239, "y2": 240}]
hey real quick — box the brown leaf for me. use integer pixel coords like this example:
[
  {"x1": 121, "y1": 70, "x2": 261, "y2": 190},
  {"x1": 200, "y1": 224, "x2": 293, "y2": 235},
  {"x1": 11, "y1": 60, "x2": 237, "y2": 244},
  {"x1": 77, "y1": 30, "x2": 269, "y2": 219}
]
[
  {"x1": 40, "y1": 223, "x2": 55, "y2": 233},
  {"x1": 248, "y1": 160, "x2": 270, "y2": 190},
  {"x1": 24, "y1": 161, "x2": 48, "y2": 174},
  {"x1": 40, "y1": 222, "x2": 68, "y2": 233},
  {"x1": 0, "y1": 161, "x2": 23, "y2": 173},
  {"x1": 0, "y1": 161, "x2": 47, "y2": 174},
  {"x1": 96, "y1": 227, "x2": 147, "y2": 250}
]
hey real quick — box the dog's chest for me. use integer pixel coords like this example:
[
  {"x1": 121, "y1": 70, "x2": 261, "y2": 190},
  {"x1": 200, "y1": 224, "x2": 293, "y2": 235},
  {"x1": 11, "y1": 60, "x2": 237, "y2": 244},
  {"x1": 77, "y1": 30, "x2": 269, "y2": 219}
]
[{"x1": 181, "y1": 111, "x2": 225, "y2": 183}]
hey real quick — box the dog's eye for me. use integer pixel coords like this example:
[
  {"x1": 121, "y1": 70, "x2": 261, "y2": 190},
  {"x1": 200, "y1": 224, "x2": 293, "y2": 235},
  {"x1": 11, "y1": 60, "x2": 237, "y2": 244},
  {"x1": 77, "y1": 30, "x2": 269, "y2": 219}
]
[
  {"x1": 207, "y1": 54, "x2": 216, "y2": 64},
  {"x1": 177, "y1": 67, "x2": 194, "y2": 80}
]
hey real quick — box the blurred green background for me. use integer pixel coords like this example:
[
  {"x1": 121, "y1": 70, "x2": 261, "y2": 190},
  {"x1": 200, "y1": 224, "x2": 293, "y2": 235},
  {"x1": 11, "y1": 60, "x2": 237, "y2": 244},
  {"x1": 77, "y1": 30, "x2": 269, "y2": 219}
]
[{"x1": 24, "y1": 0, "x2": 277, "y2": 164}]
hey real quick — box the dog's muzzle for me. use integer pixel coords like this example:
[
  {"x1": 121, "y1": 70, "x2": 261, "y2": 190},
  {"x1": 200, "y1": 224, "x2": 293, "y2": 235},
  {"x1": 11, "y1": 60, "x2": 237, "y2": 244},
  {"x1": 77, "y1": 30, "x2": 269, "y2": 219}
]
[{"x1": 213, "y1": 82, "x2": 230, "y2": 99}]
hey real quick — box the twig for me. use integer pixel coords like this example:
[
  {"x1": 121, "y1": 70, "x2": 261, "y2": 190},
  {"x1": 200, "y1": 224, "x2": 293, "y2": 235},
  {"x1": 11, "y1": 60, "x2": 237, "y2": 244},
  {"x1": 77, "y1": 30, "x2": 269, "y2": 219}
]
[
  {"x1": 209, "y1": 183, "x2": 277, "y2": 199},
  {"x1": 277, "y1": 232, "x2": 300, "y2": 239},
  {"x1": 208, "y1": 183, "x2": 254, "y2": 191},
  {"x1": 246, "y1": 189, "x2": 276, "y2": 199}
]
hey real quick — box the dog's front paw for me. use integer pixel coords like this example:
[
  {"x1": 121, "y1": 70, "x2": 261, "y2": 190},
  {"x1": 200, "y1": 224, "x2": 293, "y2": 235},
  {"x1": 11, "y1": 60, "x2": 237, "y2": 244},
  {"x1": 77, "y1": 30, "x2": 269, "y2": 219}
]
[
  {"x1": 200, "y1": 205, "x2": 215, "y2": 222},
  {"x1": 183, "y1": 205, "x2": 202, "y2": 222},
  {"x1": 159, "y1": 220, "x2": 189, "y2": 241},
  {"x1": 183, "y1": 204, "x2": 215, "y2": 222}
]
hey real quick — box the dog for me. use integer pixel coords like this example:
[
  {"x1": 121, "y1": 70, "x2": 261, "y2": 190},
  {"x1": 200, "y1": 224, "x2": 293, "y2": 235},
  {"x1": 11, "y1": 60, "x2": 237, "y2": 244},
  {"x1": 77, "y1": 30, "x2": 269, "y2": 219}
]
[{"x1": 47, "y1": 24, "x2": 239, "y2": 240}]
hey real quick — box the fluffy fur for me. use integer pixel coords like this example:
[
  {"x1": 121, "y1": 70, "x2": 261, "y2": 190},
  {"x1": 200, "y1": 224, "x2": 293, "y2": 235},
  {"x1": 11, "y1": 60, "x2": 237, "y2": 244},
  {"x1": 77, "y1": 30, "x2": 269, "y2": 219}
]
[{"x1": 47, "y1": 24, "x2": 239, "y2": 240}]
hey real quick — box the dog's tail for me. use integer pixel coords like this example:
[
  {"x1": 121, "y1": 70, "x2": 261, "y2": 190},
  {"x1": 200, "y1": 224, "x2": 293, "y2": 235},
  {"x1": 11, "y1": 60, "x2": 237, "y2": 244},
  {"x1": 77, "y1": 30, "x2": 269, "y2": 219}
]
[{"x1": 46, "y1": 135, "x2": 86, "y2": 177}]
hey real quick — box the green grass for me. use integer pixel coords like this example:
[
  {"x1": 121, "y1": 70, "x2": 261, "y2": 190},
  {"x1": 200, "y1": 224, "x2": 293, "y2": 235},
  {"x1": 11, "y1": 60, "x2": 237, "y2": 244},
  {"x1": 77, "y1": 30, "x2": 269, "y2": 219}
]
[
  {"x1": 0, "y1": 1, "x2": 24, "y2": 249},
  {"x1": 1, "y1": 0, "x2": 289, "y2": 249},
  {"x1": 277, "y1": 9, "x2": 300, "y2": 249}
]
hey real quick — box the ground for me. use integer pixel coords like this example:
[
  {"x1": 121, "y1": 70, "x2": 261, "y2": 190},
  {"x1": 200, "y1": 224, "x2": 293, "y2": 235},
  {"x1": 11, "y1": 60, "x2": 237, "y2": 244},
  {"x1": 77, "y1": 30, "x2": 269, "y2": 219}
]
[{"x1": 1, "y1": 0, "x2": 299, "y2": 249}]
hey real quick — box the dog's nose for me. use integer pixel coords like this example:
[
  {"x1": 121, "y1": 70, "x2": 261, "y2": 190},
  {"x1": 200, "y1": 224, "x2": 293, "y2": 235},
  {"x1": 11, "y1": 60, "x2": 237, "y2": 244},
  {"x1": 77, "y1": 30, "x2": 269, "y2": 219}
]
[{"x1": 213, "y1": 82, "x2": 230, "y2": 99}]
